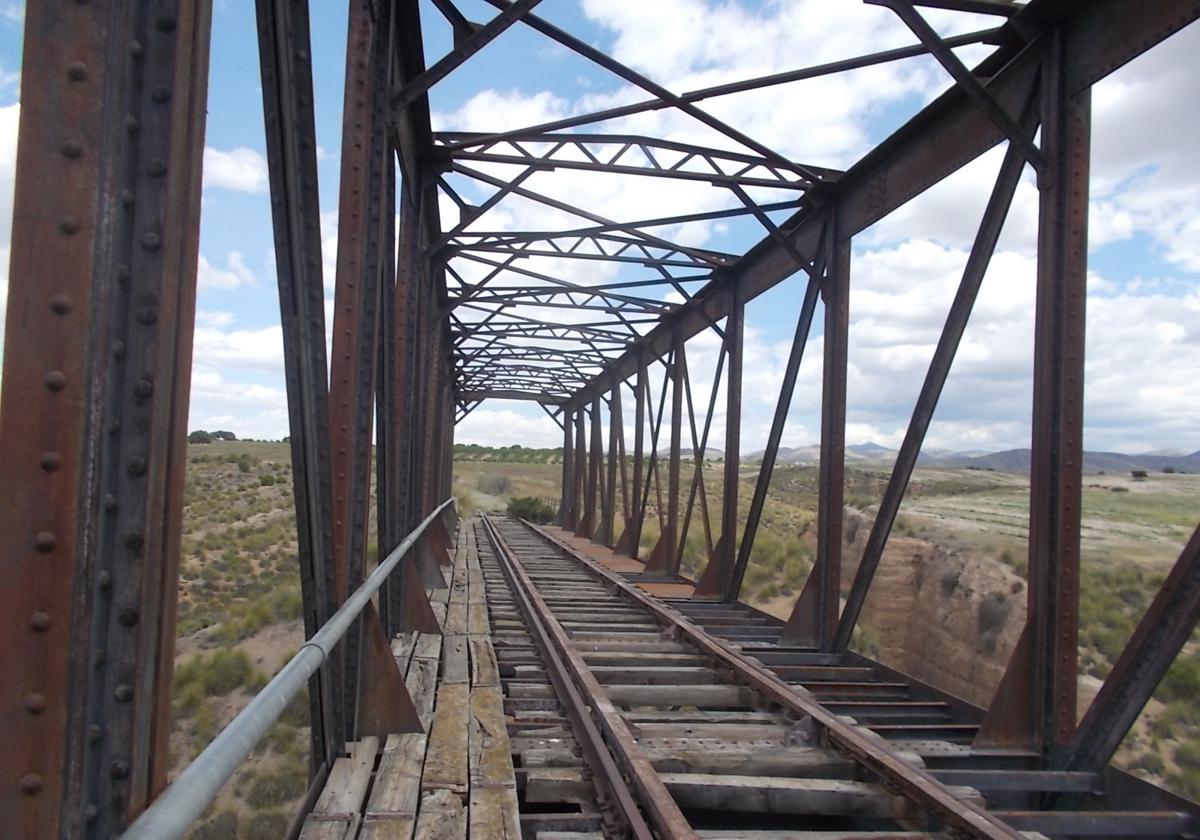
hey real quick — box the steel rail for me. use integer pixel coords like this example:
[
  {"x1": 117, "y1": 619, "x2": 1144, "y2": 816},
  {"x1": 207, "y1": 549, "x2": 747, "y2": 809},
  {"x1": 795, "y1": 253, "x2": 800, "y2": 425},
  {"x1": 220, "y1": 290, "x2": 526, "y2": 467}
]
[
  {"x1": 120, "y1": 499, "x2": 455, "y2": 840},
  {"x1": 526, "y1": 520, "x2": 1028, "y2": 840},
  {"x1": 476, "y1": 514, "x2": 667, "y2": 840}
]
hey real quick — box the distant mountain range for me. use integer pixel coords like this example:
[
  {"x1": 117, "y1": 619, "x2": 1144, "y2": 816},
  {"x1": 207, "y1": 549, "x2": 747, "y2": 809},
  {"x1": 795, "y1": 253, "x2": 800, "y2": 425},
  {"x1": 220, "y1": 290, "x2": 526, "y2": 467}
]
[{"x1": 742, "y1": 442, "x2": 1200, "y2": 474}]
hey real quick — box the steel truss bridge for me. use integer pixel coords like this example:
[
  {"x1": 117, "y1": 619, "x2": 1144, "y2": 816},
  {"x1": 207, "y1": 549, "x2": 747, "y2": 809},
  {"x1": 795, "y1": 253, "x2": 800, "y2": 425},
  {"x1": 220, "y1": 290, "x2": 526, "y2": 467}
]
[{"x1": 1, "y1": 0, "x2": 1199, "y2": 838}]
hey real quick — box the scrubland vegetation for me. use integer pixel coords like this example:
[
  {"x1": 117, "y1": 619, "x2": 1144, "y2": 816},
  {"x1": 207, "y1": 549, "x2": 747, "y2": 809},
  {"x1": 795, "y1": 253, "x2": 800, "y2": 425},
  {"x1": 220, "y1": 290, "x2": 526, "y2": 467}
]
[{"x1": 176, "y1": 440, "x2": 1200, "y2": 829}]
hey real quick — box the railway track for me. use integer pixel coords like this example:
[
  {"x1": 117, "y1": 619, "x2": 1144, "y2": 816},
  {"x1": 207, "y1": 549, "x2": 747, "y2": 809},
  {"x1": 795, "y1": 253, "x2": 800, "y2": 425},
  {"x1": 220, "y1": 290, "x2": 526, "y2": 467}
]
[{"x1": 475, "y1": 513, "x2": 1197, "y2": 839}]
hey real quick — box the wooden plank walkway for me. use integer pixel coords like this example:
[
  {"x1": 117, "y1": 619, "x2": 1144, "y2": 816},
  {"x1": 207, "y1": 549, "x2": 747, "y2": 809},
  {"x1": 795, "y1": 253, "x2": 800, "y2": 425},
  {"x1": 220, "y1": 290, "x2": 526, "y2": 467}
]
[{"x1": 300, "y1": 521, "x2": 521, "y2": 839}]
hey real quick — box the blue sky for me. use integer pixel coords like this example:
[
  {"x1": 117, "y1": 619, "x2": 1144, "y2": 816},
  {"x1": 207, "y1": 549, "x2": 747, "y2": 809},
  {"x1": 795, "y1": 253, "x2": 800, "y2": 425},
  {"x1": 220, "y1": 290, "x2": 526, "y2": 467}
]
[{"x1": 0, "y1": 1, "x2": 1197, "y2": 455}]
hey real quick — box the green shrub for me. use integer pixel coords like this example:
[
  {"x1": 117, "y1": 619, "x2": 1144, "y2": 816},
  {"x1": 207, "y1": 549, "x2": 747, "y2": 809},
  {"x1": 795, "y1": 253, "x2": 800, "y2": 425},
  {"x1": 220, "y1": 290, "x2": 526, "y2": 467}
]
[
  {"x1": 478, "y1": 474, "x2": 513, "y2": 495},
  {"x1": 1160, "y1": 657, "x2": 1200, "y2": 703},
  {"x1": 174, "y1": 648, "x2": 259, "y2": 698},
  {"x1": 244, "y1": 812, "x2": 291, "y2": 840},
  {"x1": 187, "y1": 808, "x2": 237, "y2": 840},
  {"x1": 507, "y1": 496, "x2": 554, "y2": 524},
  {"x1": 259, "y1": 473, "x2": 276, "y2": 486}
]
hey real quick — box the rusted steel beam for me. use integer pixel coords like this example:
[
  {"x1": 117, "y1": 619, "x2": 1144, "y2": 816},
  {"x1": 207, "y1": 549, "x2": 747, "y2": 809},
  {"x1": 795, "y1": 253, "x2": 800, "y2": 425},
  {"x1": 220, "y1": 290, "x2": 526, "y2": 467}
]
[
  {"x1": 583, "y1": 394, "x2": 603, "y2": 538},
  {"x1": 0, "y1": 2, "x2": 211, "y2": 836},
  {"x1": 573, "y1": 405, "x2": 587, "y2": 536},
  {"x1": 559, "y1": 406, "x2": 575, "y2": 528},
  {"x1": 782, "y1": 223, "x2": 848, "y2": 647},
  {"x1": 978, "y1": 31, "x2": 1090, "y2": 754},
  {"x1": 1059, "y1": 523, "x2": 1200, "y2": 775},
  {"x1": 257, "y1": 0, "x2": 341, "y2": 772},
  {"x1": 600, "y1": 380, "x2": 622, "y2": 547},
  {"x1": 624, "y1": 359, "x2": 648, "y2": 558},
  {"x1": 730, "y1": 273, "x2": 820, "y2": 602},
  {"x1": 833, "y1": 99, "x2": 1035, "y2": 653},
  {"x1": 562, "y1": 0, "x2": 1197, "y2": 405}
]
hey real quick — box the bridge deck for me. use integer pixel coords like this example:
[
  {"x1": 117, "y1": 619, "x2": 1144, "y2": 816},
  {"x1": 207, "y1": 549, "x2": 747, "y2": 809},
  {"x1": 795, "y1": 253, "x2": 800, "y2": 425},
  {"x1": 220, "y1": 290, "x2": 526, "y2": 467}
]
[{"x1": 299, "y1": 516, "x2": 1198, "y2": 839}]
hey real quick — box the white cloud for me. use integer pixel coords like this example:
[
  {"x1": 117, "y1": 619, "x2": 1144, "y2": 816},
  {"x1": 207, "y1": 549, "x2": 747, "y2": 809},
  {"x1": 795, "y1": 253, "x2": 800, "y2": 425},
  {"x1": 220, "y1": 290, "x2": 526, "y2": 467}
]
[
  {"x1": 456, "y1": 405, "x2": 563, "y2": 448},
  {"x1": 197, "y1": 250, "x2": 256, "y2": 292},
  {"x1": 203, "y1": 146, "x2": 269, "y2": 194},
  {"x1": 187, "y1": 365, "x2": 290, "y2": 440},
  {"x1": 192, "y1": 323, "x2": 284, "y2": 374}
]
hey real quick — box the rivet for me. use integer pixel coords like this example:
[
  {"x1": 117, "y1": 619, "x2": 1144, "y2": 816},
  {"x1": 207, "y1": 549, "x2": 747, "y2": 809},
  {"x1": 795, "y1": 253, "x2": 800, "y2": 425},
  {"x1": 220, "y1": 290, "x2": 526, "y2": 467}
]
[
  {"x1": 116, "y1": 264, "x2": 130, "y2": 282},
  {"x1": 88, "y1": 725, "x2": 101, "y2": 743},
  {"x1": 50, "y1": 294, "x2": 72, "y2": 314},
  {"x1": 23, "y1": 693, "x2": 47, "y2": 714},
  {"x1": 107, "y1": 418, "x2": 120, "y2": 434},
  {"x1": 142, "y1": 231, "x2": 161, "y2": 251},
  {"x1": 133, "y1": 379, "x2": 153, "y2": 398},
  {"x1": 40, "y1": 452, "x2": 62, "y2": 472},
  {"x1": 151, "y1": 86, "x2": 170, "y2": 104},
  {"x1": 103, "y1": 494, "x2": 117, "y2": 512},
  {"x1": 20, "y1": 774, "x2": 43, "y2": 795},
  {"x1": 114, "y1": 684, "x2": 133, "y2": 703},
  {"x1": 118, "y1": 607, "x2": 139, "y2": 627},
  {"x1": 59, "y1": 217, "x2": 80, "y2": 235},
  {"x1": 146, "y1": 159, "x2": 166, "y2": 177},
  {"x1": 112, "y1": 340, "x2": 125, "y2": 359},
  {"x1": 84, "y1": 803, "x2": 98, "y2": 822},
  {"x1": 130, "y1": 39, "x2": 143, "y2": 58},
  {"x1": 109, "y1": 760, "x2": 130, "y2": 779},
  {"x1": 156, "y1": 14, "x2": 176, "y2": 32},
  {"x1": 34, "y1": 531, "x2": 57, "y2": 553},
  {"x1": 30, "y1": 612, "x2": 51, "y2": 632},
  {"x1": 125, "y1": 530, "x2": 143, "y2": 550},
  {"x1": 97, "y1": 569, "x2": 111, "y2": 590},
  {"x1": 45, "y1": 371, "x2": 66, "y2": 392},
  {"x1": 120, "y1": 189, "x2": 135, "y2": 207},
  {"x1": 126, "y1": 115, "x2": 139, "y2": 134},
  {"x1": 66, "y1": 62, "x2": 88, "y2": 81},
  {"x1": 62, "y1": 140, "x2": 83, "y2": 159},
  {"x1": 92, "y1": 649, "x2": 105, "y2": 668},
  {"x1": 136, "y1": 306, "x2": 158, "y2": 325}
]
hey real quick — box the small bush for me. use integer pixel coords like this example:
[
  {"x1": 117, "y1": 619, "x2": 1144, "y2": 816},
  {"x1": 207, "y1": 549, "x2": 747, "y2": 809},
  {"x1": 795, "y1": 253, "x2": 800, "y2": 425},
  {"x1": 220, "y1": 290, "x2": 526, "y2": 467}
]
[
  {"x1": 1161, "y1": 657, "x2": 1200, "y2": 703},
  {"x1": 1131, "y1": 469, "x2": 1148, "y2": 480},
  {"x1": 188, "y1": 430, "x2": 212, "y2": 444},
  {"x1": 245, "y1": 765, "x2": 307, "y2": 808},
  {"x1": 507, "y1": 496, "x2": 554, "y2": 524},
  {"x1": 259, "y1": 473, "x2": 276, "y2": 486},
  {"x1": 244, "y1": 812, "x2": 290, "y2": 840}
]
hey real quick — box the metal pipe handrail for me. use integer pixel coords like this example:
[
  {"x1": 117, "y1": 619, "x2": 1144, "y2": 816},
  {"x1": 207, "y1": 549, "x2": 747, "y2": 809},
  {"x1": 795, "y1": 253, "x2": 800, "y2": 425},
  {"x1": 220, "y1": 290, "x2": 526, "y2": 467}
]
[{"x1": 121, "y1": 498, "x2": 456, "y2": 840}]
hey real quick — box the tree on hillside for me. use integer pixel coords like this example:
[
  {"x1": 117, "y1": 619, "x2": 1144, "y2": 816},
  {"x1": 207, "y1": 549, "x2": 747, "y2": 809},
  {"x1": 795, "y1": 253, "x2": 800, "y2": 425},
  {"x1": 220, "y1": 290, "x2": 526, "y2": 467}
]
[
  {"x1": 212, "y1": 430, "x2": 238, "y2": 441},
  {"x1": 188, "y1": 430, "x2": 212, "y2": 444}
]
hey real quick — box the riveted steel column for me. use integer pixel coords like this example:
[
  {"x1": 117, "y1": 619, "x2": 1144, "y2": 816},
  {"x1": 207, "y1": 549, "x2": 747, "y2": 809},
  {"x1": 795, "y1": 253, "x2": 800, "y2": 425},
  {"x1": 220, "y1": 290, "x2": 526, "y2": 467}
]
[
  {"x1": 559, "y1": 406, "x2": 575, "y2": 527},
  {"x1": 582, "y1": 394, "x2": 602, "y2": 539},
  {"x1": 979, "y1": 32, "x2": 1089, "y2": 754},
  {"x1": 783, "y1": 221, "x2": 848, "y2": 647},
  {"x1": 0, "y1": 1, "x2": 212, "y2": 835},
  {"x1": 573, "y1": 404, "x2": 587, "y2": 537},
  {"x1": 629, "y1": 361, "x2": 648, "y2": 558},
  {"x1": 257, "y1": 0, "x2": 340, "y2": 777},
  {"x1": 600, "y1": 381, "x2": 620, "y2": 546}
]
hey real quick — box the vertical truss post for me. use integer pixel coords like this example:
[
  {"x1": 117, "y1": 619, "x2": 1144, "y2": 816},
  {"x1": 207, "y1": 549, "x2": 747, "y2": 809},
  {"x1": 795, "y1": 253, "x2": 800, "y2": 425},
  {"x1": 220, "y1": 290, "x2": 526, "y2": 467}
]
[
  {"x1": 601, "y1": 380, "x2": 622, "y2": 547},
  {"x1": 0, "y1": 2, "x2": 212, "y2": 833},
  {"x1": 626, "y1": 360, "x2": 648, "y2": 558},
  {"x1": 573, "y1": 406, "x2": 587, "y2": 536},
  {"x1": 559, "y1": 406, "x2": 575, "y2": 527},
  {"x1": 646, "y1": 330, "x2": 684, "y2": 573},
  {"x1": 978, "y1": 33, "x2": 1089, "y2": 754},
  {"x1": 729, "y1": 274, "x2": 821, "y2": 602},
  {"x1": 256, "y1": 0, "x2": 341, "y2": 780},
  {"x1": 583, "y1": 394, "x2": 603, "y2": 538},
  {"x1": 695, "y1": 283, "x2": 744, "y2": 597},
  {"x1": 783, "y1": 220, "x2": 849, "y2": 646}
]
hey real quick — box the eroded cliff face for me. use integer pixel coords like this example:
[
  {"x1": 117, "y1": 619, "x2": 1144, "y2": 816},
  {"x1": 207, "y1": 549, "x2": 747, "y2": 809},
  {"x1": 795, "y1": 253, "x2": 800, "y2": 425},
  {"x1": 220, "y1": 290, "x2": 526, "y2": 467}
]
[{"x1": 842, "y1": 510, "x2": 1027, "y2": 708}]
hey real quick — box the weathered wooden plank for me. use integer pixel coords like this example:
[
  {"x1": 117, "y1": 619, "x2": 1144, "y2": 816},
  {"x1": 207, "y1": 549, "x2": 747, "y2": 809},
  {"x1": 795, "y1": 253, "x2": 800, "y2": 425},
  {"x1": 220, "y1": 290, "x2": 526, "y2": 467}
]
[
  {"x1": 468, "y1": 603, "x2": 491, "y2": 636},
  {"x1": 470, "y1": 684, "x2": 516, "y2": 789},
  {"x1": 412, "y1": 788, "x2": 466, "y2": 840},
  {"x1": 391, "y1": 631, "x2": 418, "y2": 676},
  {"x1": 365, "y1": 733, "x2": 427, "y2": 819},
  {"x1": 642, "y1": 745, "x2": 856, "y2": 779},
  {"x1": 468, "y1": 637, "x2": 500, "y2": 687},
  {"x1": 407, "y1": 655, "x2": 441, "y2": 730},
  {"x1": 431, "y1": 600, "x2": 448, "y2": 626},
  {"x1": 422, "y1": 683, "x2": 469, "y2": 794},
  {"x1": 522, "y1": 767, "x2": 595, "y2": 805},
  {"x1": 413, "y1": 633, "x2": 442, "y2": 661},
  {"x1": 469, "y1": 784, "x2": 522, "y2": 839},
  {"x1": 604, "y1": 684, "x2": 756, "y2": 708},
  {"x1": 441, "y1": 635, "x2": 469, "y2": 684},
  {"x1": 299, "y1": 816, "x2": 360, "y2": 840},
  {"x1": 311, "y1": 737, "x2": 381, "y2": 818},
  {"x1": 662, "y1": 773, "x2": 984, "y2": 817},
  {"x1": 358, "y1": 817, "x2": 416, "y2": 840},
  {"x1": 445, "y1": 603, "x2": 468, "y2": 635}
]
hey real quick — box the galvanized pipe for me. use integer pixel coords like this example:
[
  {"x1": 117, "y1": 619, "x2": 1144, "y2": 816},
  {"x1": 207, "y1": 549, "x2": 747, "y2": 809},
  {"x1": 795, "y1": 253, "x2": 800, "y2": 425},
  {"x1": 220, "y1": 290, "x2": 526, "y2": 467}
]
[{"x1": 120, "y1": 498, "x2": 455, "y2": 840}]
